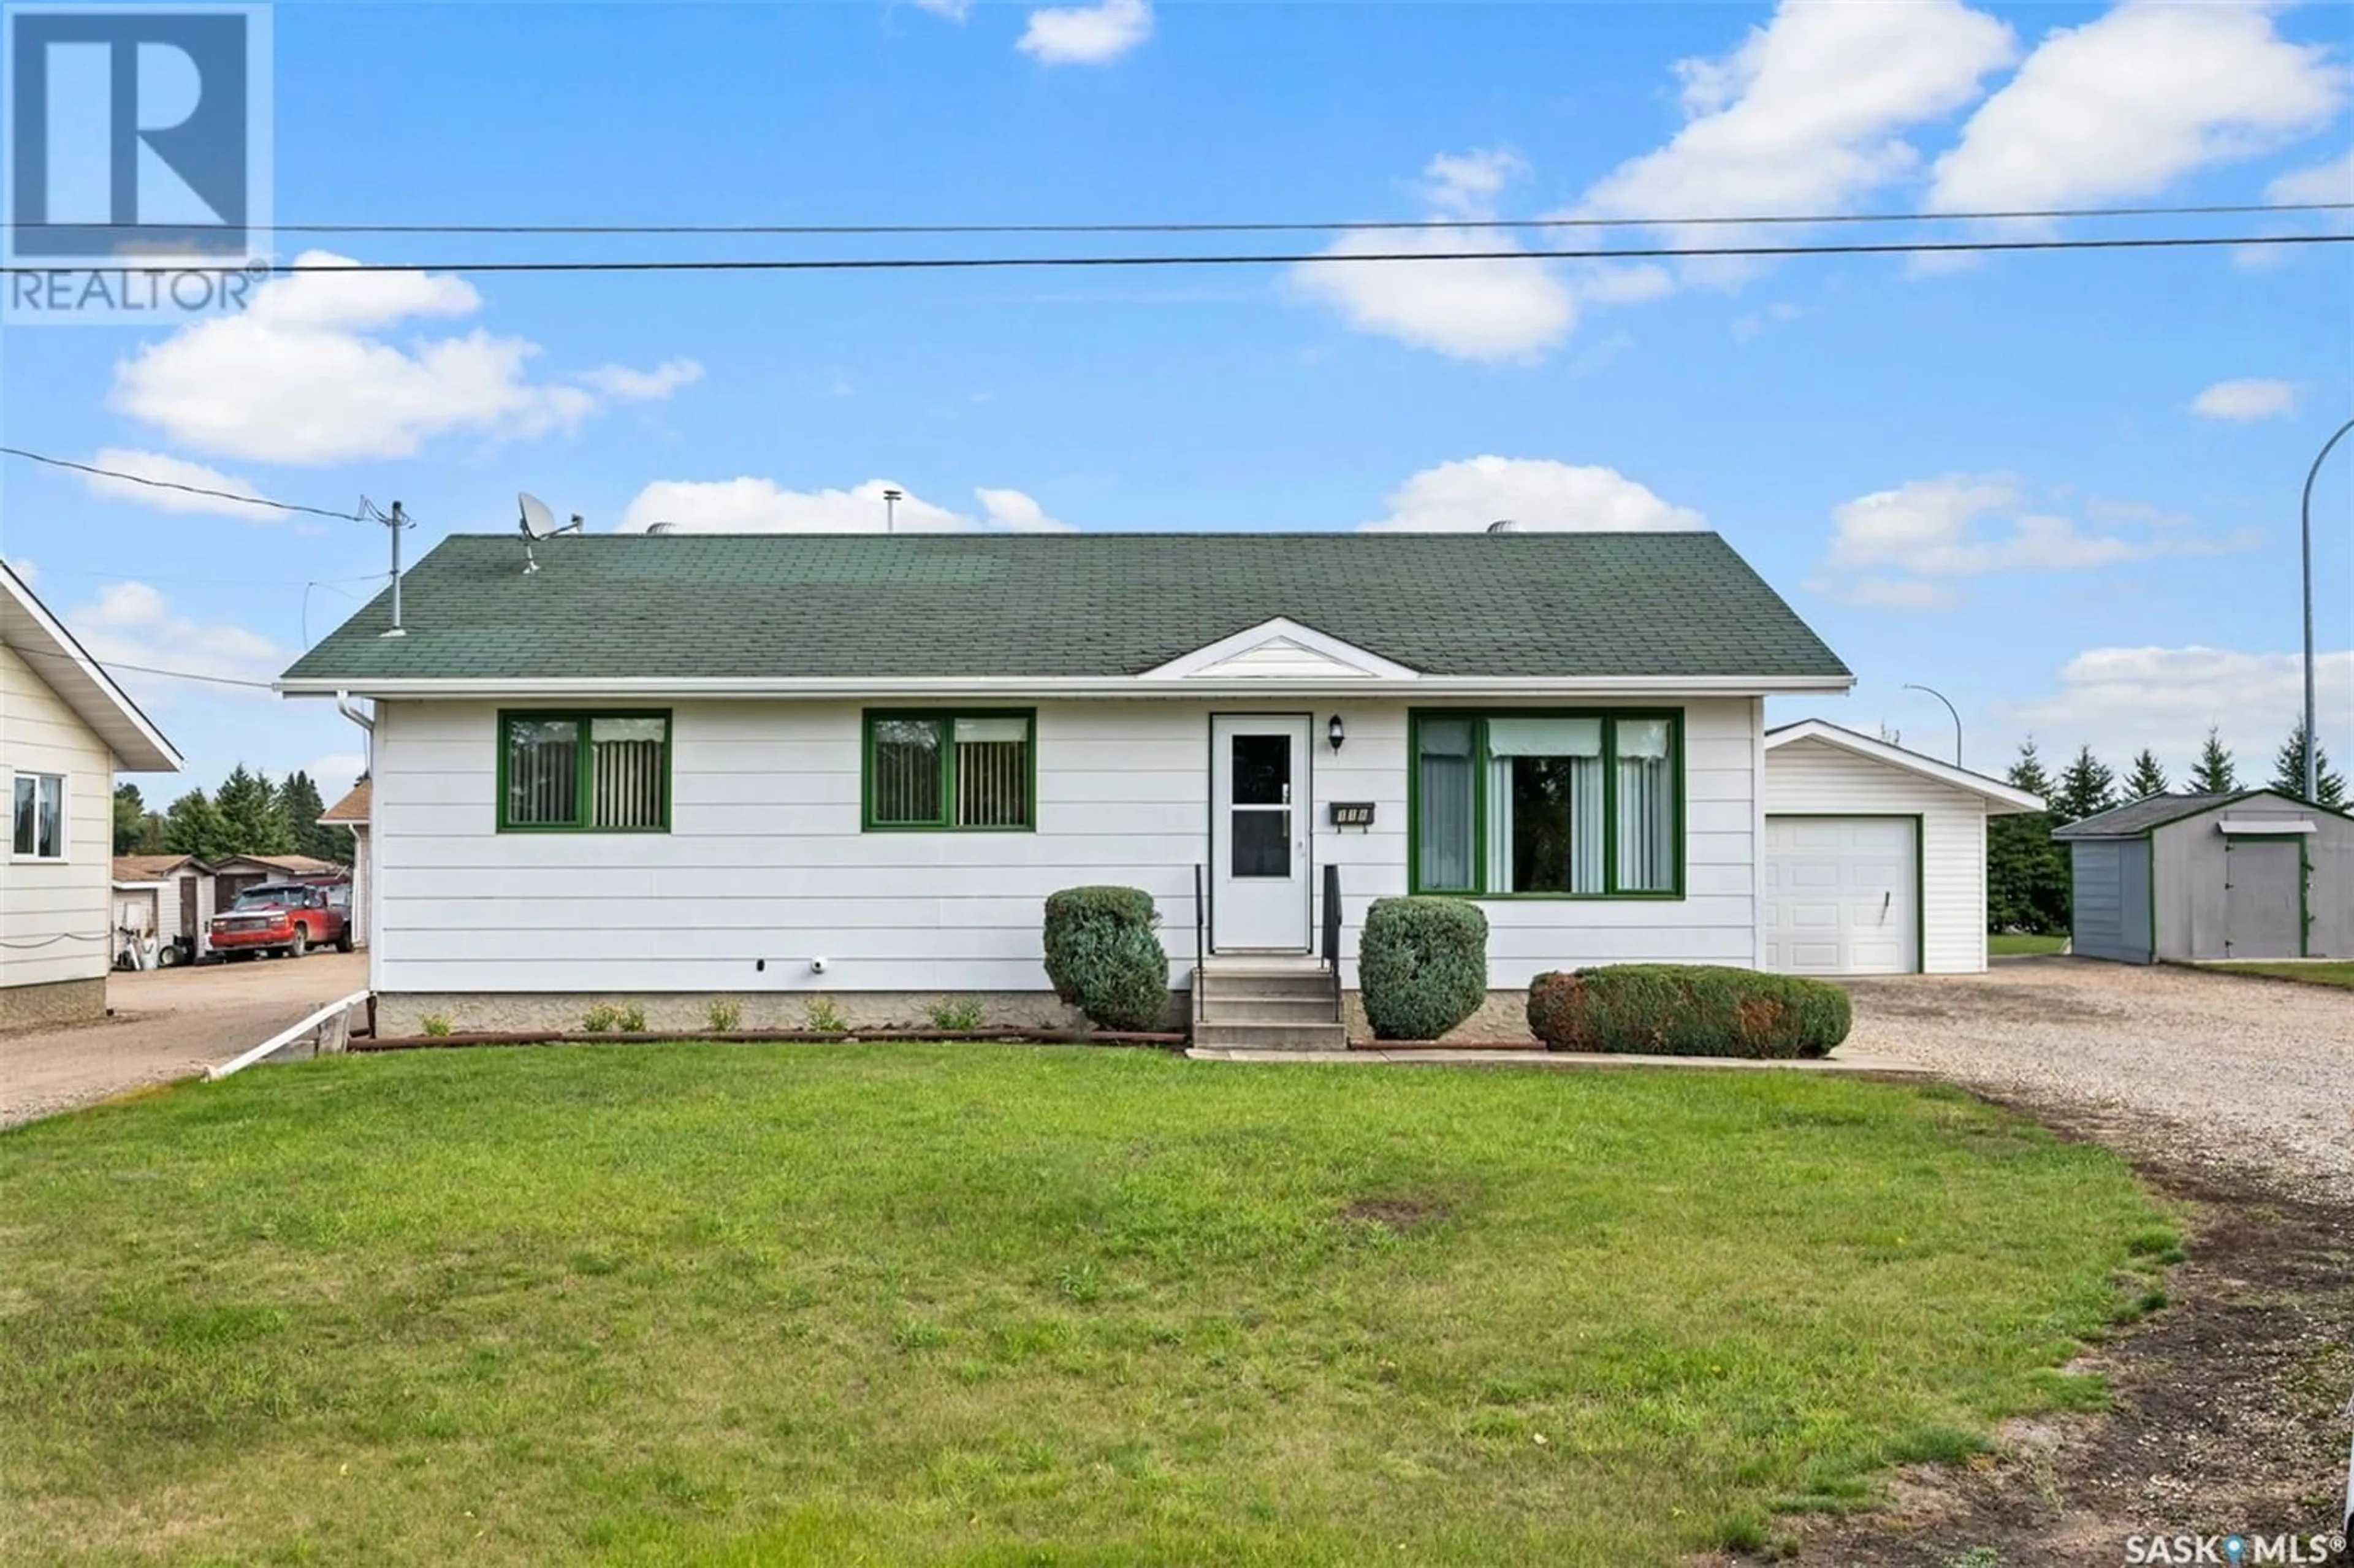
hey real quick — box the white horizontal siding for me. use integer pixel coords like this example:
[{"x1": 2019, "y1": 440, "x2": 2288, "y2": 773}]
[
  {"x1": 371, "y1": 695, "x2": 1766, "y2": 997},
  {"x1": 0, "y1": 644, "x2": 113, "y2": 991},
  {"x1": 1762, "y1": 737, "x2": 1990, "y2": 974}
]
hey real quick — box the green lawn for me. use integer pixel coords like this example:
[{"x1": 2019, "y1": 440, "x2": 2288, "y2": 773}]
[
  {"x1": 2205, "y1": 961, "x2": 2354, "y2": 989},
  {"x1": 1989, "y1": 933, "x2": 2069, "y2": 956},
  {"x1": 0, "y1": 1045, "x2": 2173, "y2": 1567}
]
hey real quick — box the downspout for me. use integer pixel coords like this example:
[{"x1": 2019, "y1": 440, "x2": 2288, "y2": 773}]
[{"x1": 334, "y1": 692, "x2": 378, "y2": 989}]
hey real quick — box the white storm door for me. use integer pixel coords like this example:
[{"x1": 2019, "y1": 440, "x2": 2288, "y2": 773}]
[{"x1": 1210, "y1": 715, "x2": 1312, "y2": 952}]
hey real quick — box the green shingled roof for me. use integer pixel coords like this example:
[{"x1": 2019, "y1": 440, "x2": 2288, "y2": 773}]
[{"x1": 281, "y1": 531, "x2": 1849, "y2": 683}]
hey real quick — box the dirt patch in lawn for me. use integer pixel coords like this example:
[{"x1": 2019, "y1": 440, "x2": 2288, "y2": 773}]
[
  {"x1": 1335, "y1": 1195, "x2": 1450, "y2": 1233},
  {"x1": 1778, "y1": 1102, "x2": 2354, "y2": 1566}
]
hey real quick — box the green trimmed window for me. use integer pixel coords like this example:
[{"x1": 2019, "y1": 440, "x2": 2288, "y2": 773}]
[
  {"x1": 498, "y1": 710, "x2": 671, "y2": 832},
  {"x1": 864, "y1": 710, "x2": 1034, "y2": 831},
  {"x1": 1411, "y1": 710, "x2": 1682, "y2": 897}
]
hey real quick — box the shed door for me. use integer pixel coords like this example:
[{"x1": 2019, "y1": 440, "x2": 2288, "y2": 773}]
[
  {"x1": 1764, "y1": 816, "x2": 1919, "y2": 975},
  {"x1": 2223, "y1": 838, "x2": 2304, "y2": 959}
]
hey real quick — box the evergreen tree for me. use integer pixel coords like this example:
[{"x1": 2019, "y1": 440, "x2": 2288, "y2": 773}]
[
  {"x1": 2052, "y1": 745, "x2": 2119, "y2": 825},
  {"x1": 275, "y1": 771, "x2": 346, "y2": 862},
  {"x1": 2271, "y1": 722, "x2": 2348, "y2": 808},
  {"x1": 162, "y1": 790, "x2": 235, "y2": 862},
  {"x1": 1986, "y1": 739, "x2": 2071, "y2": 934},
  {"x1": 214, "y1": 766, "x2": 292, "y2": 856},
  {"x1": 2189, "y1": 726, "x2": 2238, "y2": 794},
  {"x1": 112, "y1": 783, "x2": 164, "y2": 854},
  {"x1": 2122, "y1": 748, "x2": 2170, "y2": 801}
]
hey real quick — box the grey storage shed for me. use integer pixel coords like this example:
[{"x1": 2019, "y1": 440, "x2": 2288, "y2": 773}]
[{"x1": 2054, "y1": 790, "x2": 2354, "y2": 963}]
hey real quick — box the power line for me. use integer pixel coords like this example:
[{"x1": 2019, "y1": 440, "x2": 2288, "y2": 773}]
[
  {"x1": 0, "y1": 446, "x2": 371, "y2": 522},
  {"x1": 16, "y1": 197, "x2": 2351, "y2": 237},
  {"x1": 8, "y1": 639, "x2": 280, "y2": 690},
  {"x1": 20, "y1": 230, "x2": 2347, "y2": 278}
]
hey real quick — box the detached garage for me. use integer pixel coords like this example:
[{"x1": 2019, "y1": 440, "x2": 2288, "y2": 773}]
[{"x1": 1762, "y1": 720, "x2": 2044, "y2": 975}]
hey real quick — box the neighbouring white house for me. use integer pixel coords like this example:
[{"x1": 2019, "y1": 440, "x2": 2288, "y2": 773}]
[
  {"x1": 1761, "y1": 720, "x2": 2044, "y2": 976},
  {"x1": 279, "y1": 531, "x2": 2014, "y2": 1046},
  {"x1": 3, "y1": 561, "x2": 182, "y2": 1027}
]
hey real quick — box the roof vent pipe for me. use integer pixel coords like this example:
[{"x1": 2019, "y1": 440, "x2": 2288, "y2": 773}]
[
  {"x1": 646, "y1": 522, "x2": 677, "y2": 535},
  {"x1": 1485, "y1": 519, "x2": 1517, "y2": 533}
]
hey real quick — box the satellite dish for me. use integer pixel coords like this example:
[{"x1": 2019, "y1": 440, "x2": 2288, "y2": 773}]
[{"x1": 517, "y1": 492, "x2": 584, "y2": 573}]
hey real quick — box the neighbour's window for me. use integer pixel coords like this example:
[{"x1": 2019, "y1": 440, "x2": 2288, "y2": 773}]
[
  {"x1": 1410, "y1": 712, "x2": 1681, "y2": 897},
  {"x1": 498, "y1": 711, "x2": 671, "y2": 832},
  {"x1": 865, "y1": 711, "x2": 1034, "y2": 831},
  {"x1": 11, "y1": 772, "x2": 64, "y2": 859}
]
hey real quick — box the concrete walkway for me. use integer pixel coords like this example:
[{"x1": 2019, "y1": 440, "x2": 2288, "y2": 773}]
[{"x1": 1187, "y1": 1046, "x2": 1925, "y2": 1073}]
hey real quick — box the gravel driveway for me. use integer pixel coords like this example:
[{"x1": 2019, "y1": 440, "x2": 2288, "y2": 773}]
[
  {"x1": 0, "y1": 952, "x2": 367, "y2": 1128},
  {"x1": 1846, "y1": 956, "x2": 2354, "y2": 1201}
]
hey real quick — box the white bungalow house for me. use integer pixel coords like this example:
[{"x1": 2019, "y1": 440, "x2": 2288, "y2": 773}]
[
  {"x1": 279, "y1": 531, "x2": 2005, "y2": 1045},
  {"x1": 3, "y1": 561, "x2": 182, "y2": 1027}
]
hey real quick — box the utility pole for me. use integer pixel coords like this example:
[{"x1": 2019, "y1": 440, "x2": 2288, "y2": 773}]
[
  {"x1": 379, "y1": 500, "x2": 409, "y2": 638},
  {"x1": 1902, "y1": 683, "x2": 1962, "y2": 767},
  {"x1": 2299, "y1": 417, "x2": 2353, "y2": 802},
  {"x1": 882, "y1": 487, "x2": 903, "y2": 535}
]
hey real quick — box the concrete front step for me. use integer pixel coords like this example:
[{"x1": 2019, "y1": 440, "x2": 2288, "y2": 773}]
[
  {"x1": 1199, "y1": 994, "x2": 1337, "y2": 1023},
  {"x1": 1192, "y1": 1019, "x2": 1351, "y2": 1052}
]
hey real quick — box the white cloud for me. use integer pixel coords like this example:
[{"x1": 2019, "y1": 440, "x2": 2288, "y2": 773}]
[
  {"x1": 1359, "y1": 456, "x2": 1705, "y2": 533},
  {"x1": 1292, "y1": 228, "x2": 1577, "y2": 362},
  {"x1": 4, "y1": 557, "x2": 36, "y2": 590},
  {"x1": 2192, "y1": 378, "x2": 2297, "y2": 422},
  {"x1": 1816, "y1": 474, "x2": 2253, "y2": 604},
  {"x1": 619, "y1": 478, "x2": 1072, "y2": 534},
  {"x1": 64, "y1": 580, "x2": 287, "y2": 701},
  {"x1": 1579, "y1": 0, "x2": 2016, "y2": 268},
  {"x1": 110, "y1": 252, "x2": 695, "y2": 465},
  {"x1": 1292, "y1": 149, "x2": 1574, "y2": 362},
  {"x1": 2269, "y1": 147, "x2": 2354, "y2": 206},
  {"x1": 913, "y1": 0, "x2": 970, "y2": 17},
  {"x1": 576, "y1": 359, "x2": 704, "y2": 402},
  {"x1": 1930, "y1": 2, "x2": 2349, "y2": 211},
  {"x1": 74, "y1": 447, "x2": 277, "y2": 519},
  {"x1": 1016, "y1": 0, "x2": 1151, "y2": 64},
  {"x1": 1422, "y1": 148, "x2": 1529, "y2": 216},
  {"x1": 1992, "y1": 644, "x2": 2354, "y2": 773},
  {"x1": 306, "y1": 753, "x2": 370, "y2": 794}
]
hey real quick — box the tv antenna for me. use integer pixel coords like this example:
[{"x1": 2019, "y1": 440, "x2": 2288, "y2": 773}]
[{"x1": 518, "y1": 492, "x2": 584, "y2": 573}]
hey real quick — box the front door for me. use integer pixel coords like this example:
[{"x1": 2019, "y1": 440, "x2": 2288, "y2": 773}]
[{"x1": 1210, "y1": 715, "x2": 1312, "y2": 952}]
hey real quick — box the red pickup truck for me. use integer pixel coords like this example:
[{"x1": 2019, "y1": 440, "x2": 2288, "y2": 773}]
[{"x1": 207, "y1": 880, "x2": 353, "y2": 960}]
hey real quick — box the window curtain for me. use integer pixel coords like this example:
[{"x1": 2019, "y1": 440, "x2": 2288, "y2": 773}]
[
  {"x1": 592, "y1": 717, "x2": 668, "y2": 829},
  {"x1": 1614, "y1": 718, "x2": 1674, "y2": 892},
  {"x1": 954, "y1": 717, "x2": 1029, "y2": 828},
  {"x1": 1416, "y1": 718, "x2": 1474, "y2": 890},
  {"x1": 1486, "y1": 718, "x2": 1602, "y2": 893},
  {"x1": 872, "y1": 719, "x2": 943, "y2": 823},
  {"x1": 506, "y1": 719, "x2": 581, "y2": 826}
]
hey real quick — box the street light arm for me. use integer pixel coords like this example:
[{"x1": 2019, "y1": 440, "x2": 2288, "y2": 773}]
[
  {"x1": 1902, "y1": 683, "x2": 1963, "y2": 767},
  {"x1": 2300, "y1": 417, "x2": 2354, "y2": 803}
]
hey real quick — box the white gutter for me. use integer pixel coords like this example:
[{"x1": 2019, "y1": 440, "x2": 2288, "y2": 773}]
[
  {"x1": 208, "y1": 989, "x2": 370, "y2": 1081},
  {"x1": 282, "y1": 673, "x2": 1855, "y2": 699}
]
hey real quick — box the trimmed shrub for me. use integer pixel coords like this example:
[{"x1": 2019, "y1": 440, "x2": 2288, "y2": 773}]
[
  {"x1": 1526, "y1": 965, "x2": 1851, "y2": 1059},
  {"x1": 1042, "y1": 886, "x2": 1169, "y2": 1032},
  {"x1": 1358, "y1": 897, "x2": 1490, "y2": 1041}
]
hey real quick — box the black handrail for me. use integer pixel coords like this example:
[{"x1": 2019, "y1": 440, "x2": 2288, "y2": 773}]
[
  {"x1": 1192, "y1": 862, "x2": 1206, "y2": 1031},
  {"x1": 1320, "y1": 863, "x2": 1343, "y2": 1022}
]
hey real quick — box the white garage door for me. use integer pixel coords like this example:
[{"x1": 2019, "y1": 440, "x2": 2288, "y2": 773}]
[{"x1": 1764, "y1": 816, "x2": 1918, "y2": 975}]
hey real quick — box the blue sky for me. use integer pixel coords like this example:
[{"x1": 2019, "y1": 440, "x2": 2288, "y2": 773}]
[{"x1": 2, "y1": 0, "x2": 2349, "y2": 802}]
